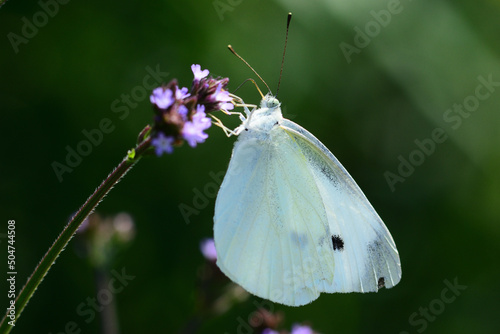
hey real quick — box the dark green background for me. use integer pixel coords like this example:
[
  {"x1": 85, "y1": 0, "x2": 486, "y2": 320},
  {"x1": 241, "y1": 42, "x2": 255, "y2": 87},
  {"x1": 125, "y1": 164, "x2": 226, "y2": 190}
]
[{"x1": 1, "y1": 0, "x2": 499, "y2": 333}]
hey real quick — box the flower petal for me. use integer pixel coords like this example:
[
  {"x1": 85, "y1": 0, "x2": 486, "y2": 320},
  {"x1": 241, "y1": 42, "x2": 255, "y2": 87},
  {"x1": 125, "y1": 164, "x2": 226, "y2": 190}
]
[
  {"x1": 151, "y1": 133, "x2": 174, "y2": 156},
  {"x1": 191, "y1": 64, "x2": 209, "y2": 81},
  {"x1": 150, "y1": 87, "x2": 174, "y2": 109}
]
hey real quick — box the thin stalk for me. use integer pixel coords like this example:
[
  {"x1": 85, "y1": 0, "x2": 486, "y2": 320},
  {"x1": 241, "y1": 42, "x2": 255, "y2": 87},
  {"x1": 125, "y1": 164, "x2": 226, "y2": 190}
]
[
  {"x1": 95, "y1": 268, "x2": 119, "y2": 334},
  {"x1": 0, "y1": 136, "x2": 152, "y2": 334}
]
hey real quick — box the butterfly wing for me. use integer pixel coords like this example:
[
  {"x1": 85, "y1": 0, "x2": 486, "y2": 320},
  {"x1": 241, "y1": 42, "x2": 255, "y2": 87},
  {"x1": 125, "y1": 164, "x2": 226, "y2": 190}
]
[
  {"x1": 214, "y1": 126, "x2": 337, "y2": 306},
  {"x1": 280, "y1": 119, "x2": 402, "y2": 293}
]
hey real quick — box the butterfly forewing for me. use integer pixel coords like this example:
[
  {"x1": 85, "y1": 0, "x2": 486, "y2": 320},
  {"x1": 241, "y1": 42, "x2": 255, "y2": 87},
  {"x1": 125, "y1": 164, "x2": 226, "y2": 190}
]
[{"x1": 214, "y1": 124, "x2": 337, "y2": 306}]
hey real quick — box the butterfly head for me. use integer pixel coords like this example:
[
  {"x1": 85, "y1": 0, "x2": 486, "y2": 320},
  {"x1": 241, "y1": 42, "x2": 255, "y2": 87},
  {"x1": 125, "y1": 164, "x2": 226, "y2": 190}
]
[
  {"x1": 261, "y1": 94, "x2": 281, "y2": 109},
  {"x1": 242, "y1": 93, "x2": 283, "y2": 132}
]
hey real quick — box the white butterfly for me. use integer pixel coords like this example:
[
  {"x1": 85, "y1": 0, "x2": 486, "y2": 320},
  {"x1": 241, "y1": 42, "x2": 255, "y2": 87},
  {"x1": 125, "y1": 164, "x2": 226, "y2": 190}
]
[{"x1": 213, "y1": 93, "x2": 401, "y2": 306}]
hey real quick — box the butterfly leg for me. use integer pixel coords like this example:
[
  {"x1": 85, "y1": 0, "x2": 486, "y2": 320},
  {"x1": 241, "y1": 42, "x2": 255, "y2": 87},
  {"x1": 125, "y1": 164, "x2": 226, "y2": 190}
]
[
  {"x1": 212, "y1": 94, "x2": 258, "y2": 136},
  {"x1": 210, "y1": 114, "x2": 244, "y2": 137},
  {"x1": 229, "y1": 93, "x2": 257, "y2": 118},
  {"x1": 219, "y1": 109, "x2": 247, "y2": 122}
]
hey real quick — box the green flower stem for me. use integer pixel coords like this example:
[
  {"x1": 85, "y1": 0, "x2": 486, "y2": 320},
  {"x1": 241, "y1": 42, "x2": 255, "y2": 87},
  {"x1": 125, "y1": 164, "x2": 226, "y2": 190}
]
[{"x1": 0, "y1": 136, "x2": 152, "y2": 334}]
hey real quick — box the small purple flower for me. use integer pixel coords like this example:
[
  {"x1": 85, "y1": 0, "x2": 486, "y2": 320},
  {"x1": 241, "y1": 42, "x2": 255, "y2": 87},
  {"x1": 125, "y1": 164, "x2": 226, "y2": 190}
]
[
  {"x1": 195, "y1": 103, "x2": 207, "y2": 115},
  {"x1": 182, "y1": 104, "x2": 211, "y2": 147},
  {"x1": 220, "y1": 101, "x2": 234, "y2": 111},
  {"x1": 291, "y1": 325, "x2": 313, "y2": 334},
  {"x1": 200, "y1": 238, "x2": 217, "y2": 261},
  {"x1": 212, "y1": 83, "x2": 234, "y2": 110},
  {"x1": 151, "y1": 133, "x2": 174, "y2": 156},
  {"x1": 150, "y1": 87, "x2": 174, "y2": 109},
  {"x1": 192, "y1": 64, "x2": 209, "y2": 81},
  {"x1": 213, "y1": 83, "x2": 232, "y2": 102},
  {"x1": 176, "y1": 86, "x2": 190, "y2": 100},
  {"x1": 178, "y1": 105, "x2": 188, "y2": 121}
]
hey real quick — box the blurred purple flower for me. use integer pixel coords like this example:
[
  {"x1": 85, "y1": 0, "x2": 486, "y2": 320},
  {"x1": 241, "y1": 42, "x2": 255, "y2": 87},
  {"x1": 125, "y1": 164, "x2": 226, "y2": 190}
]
[
  {"x1": 192, "y1": 64, "x2": 209, "y2": 81},
  {"x1": 150, "y1": 87, "x2": 174, "y2": 109},
  {"x1": 151, "y1": 133, "x2": 174, "y2": 156},
  {"x1": 200, "y1": 238, "x2": 217, "y2": 261},
  {"x1": 74, "y1": 213, "x2": 90, "y2": 234},
  {"x1": 175, "y1": 86, "x2": 190, "y2": 100},
  {"x1": 182, "y1": 104, "x2": 211, "y2": 147},
  {"x1": 262, "y1": 329, "x2": 279, "y2": 334},
  {"x1": 291, "y1": 325, "x2": 313, "y2": 334},
  {"x1": 178, "y1": 105, "x2": 188, "y2": 121}
]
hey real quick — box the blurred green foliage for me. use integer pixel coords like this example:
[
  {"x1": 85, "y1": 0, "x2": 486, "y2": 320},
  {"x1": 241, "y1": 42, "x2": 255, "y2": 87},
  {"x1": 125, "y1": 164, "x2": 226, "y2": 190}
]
[{"x1": 1, "y1": 0, "x2": 499, "y2": 333}]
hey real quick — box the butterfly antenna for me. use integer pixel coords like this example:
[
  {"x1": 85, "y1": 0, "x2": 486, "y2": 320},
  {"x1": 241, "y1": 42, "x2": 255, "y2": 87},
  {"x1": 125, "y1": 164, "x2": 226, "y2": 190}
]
[
  {"x1": 228, "y1": 45, "x2": 271, "y2": 96},
  {"x1": 232, "y1": 78, "x2": 265, "y2": 98},
  {"x1": 276, "y1": 12, "x2": 292, "y2": 97}
]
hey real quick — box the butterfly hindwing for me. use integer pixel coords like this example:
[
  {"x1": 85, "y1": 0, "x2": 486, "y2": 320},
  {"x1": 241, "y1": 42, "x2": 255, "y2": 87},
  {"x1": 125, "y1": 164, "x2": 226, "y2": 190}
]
[{"x1": 281, "y1": 119, "x2": 402, "y2": 292}]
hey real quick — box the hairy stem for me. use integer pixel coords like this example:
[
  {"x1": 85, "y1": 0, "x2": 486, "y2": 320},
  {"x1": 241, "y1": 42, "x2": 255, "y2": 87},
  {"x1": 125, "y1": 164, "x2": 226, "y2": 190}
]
[{"x1": 0, "y1": 136, "x2": 151, "y2": 334}]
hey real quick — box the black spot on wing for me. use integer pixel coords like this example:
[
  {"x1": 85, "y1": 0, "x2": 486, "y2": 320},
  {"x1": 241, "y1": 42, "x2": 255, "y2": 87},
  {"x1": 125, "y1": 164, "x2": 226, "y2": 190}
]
[
  {"x1": 331, "y1": 235, "x2": 344, "y2": 251},
  {"x1": 378, "y1": 277, "x2": 385, "y2": 289}
]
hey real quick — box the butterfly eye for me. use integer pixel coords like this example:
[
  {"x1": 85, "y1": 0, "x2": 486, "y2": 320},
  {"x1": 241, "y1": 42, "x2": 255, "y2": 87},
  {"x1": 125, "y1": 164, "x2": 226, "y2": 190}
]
[{"x1": 265, "y1": 97, "x2": 280, "y2": 109}]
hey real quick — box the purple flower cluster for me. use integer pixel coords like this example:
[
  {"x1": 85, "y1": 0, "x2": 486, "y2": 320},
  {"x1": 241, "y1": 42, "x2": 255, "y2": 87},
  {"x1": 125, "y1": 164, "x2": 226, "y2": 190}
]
[{"x1": 150, "y1": 64, "x2": 234, "y2": 156}]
